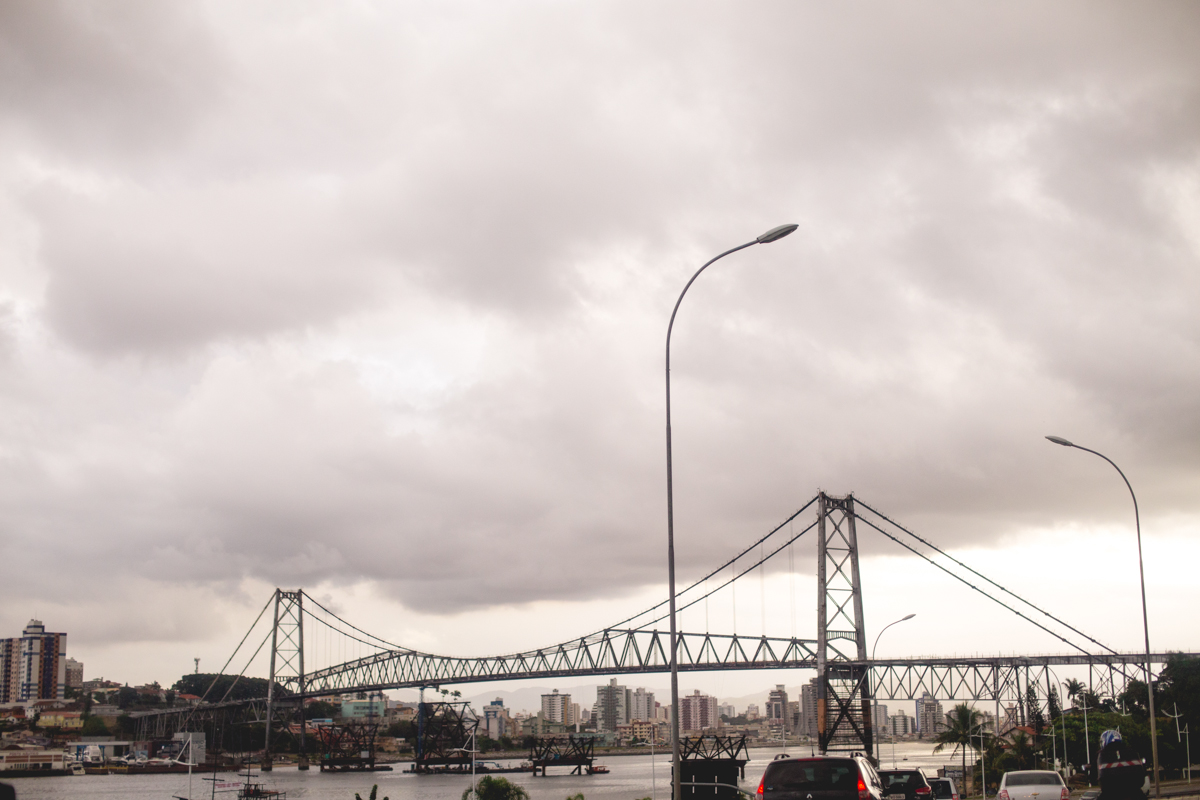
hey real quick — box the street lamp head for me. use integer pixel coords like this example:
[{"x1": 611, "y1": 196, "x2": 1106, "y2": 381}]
[
  {"x1": 902, "y1": 613, "x2": 916, "y2": 621},
  {"x1": 1046, "y1": 435, "x2": 1075, "y2": 447},
  {"x1": 757, "y1": 223, "x2": 799, "y2": 244}
]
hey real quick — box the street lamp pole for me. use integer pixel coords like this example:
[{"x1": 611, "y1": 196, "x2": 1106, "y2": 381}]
[
  {"x1": 666, "y1": 224, "x2": 798, "y2": 800},
  {"x1": 1046, "y1": 436, "x2": 1161, "y2": 798},
  {"x1": 972, "y1": 732, "x2": 989, "y2": 800},
  {"x1": 872, "y1": 614, "x2": 916, "y2": 767}
]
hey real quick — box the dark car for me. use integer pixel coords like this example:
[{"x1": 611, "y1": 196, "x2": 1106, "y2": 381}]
[
  {"x1": 878, "y1": 769, "x2": 934, "y2": 800},
  {"x1": 758, "y1": 754, "x2": 886, "y2": 800}
]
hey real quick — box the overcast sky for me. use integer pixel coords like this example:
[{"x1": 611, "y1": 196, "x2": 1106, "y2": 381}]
[{"x1": 1, "y1": 1, "x2": 1198, "y2": 699}]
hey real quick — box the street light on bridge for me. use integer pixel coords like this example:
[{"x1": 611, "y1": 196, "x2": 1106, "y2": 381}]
[
  {"x1": 1045, "y1": 435, "x2": 1160, "y2": 798},
  {"x1": 665, "y1": 224, "x2": 798, "y2": 800},
  {"x1": 872, "y1": 613, "x2": 915, "y2": 767}
]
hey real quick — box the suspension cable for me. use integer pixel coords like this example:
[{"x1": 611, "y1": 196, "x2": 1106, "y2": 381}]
[{"x1": 855, "y1": 499, "x2": 1119, "y2": 656}]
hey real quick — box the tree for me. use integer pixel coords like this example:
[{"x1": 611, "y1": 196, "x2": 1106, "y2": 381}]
[
  {"x1": 81, "y1": 716, "x2": 110, "y2": 736},
  {"x1": 1065, "y1": 679, "x2": 1084, "y2": 707},
  {"x1": 463, "y1": 776, "x2": 529, "y2": 800},
  {"x1": 1025, "y1": 685, "x2": 1045, "y2": 738},
  {"x1": 116, "y1": 687, "x2": 139, "y2": 709},
  {"x1": 1047, "y1": 686, "x2": 1062, "y2": 721},
  {"x1": 306, "y1": 700, "x2": 340, "y2": 720},
  {"x1": 115, "y1": 713, "x2": 137, "y2": 738},
  {"x1": 355, "y1": 786, "x2": 389, "y2": 800},
  {"x1": 934, "y1": 704, "x2": 987, "y2": 790},
  {"x1": 172, "y1": 673, "x2": 278, "y2": 702},
  {"x1": 1001, "y1": 730, "x2": 1036, "y2": 771}
]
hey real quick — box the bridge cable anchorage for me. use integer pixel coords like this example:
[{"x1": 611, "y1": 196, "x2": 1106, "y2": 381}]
[
  {"x1": 855, "y1": 499, "x2": 1122, "y2": 658},
  {"x1": 853, "y1": 513, "x2": 1107, "y2": 659}
]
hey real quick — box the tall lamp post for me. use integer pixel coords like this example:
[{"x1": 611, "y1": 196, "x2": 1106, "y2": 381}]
[
  {"x1": 872, "y1": 613, "x2": 916, "y2": 767},
  {"x1": 666, "y1": 223, "x2": 798, "y2": 800},
  {"x1": 1045, "y1": 435, "x2": 1160, "y2": 798}
]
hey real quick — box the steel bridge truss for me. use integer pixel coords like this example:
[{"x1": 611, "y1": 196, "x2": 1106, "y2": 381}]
[{"x1": 282, "y1": 628, "x2": 831, "y2": 696}]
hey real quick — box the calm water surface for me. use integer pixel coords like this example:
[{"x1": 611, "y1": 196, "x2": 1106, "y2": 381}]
[{"x1": 4, "y1": 742, "x2": 963, "y2": 800}]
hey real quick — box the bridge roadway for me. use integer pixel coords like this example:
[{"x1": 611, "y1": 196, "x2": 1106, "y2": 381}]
[
  {"x1": 133, "y1": 636, "x2": 1197, "y2": 741},
  {"x1": 277, "y1": 625, "x2": 1195, "y2": 700}
]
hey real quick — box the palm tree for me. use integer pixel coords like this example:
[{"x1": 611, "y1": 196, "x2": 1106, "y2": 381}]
[
  {"x1": 463, "y1": 776, "x2": 530, "y2": 800},
  {"x1": 1002, "y1": 730, "x2": 1036, "y2": 771},
  {"x1": 1064, "y1": 679, "x2": 1084, "y2": 708},
  {"x1": 934, "y1": 704, "x2": 987, "y2": 792}
]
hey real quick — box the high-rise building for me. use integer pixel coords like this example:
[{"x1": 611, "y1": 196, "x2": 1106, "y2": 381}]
[
  {"x1": 717, "y1": 703, "x2": 736, "y2": 720},
  {"x1": 679, "y1": 690, "x2": 718, "y2": 732},
  {"x1": 889, "y1": 710, "x2": 915, "y2": 736},
  {"x1": 484, "y1": 698, "x2": 509, "y2": 739},
  {"x1": 541, "y1": 689, "x2": 573, "y2": 724},
  {"x1": 874, "y1": 703, "x2": 889, "y2": 731},
  {"x1": 745, "y1": 703, "x2": 760, "y2": 720},
  {"x1": 767, "y1": 685, "x2": 790, "y2": 730},
  {"x1": 1, "y1": 620, "x2": 67, "y2": 703},
  {"x1": 595, "y1": 678, "x2": 631, "y2": 731},
  {"x1": 800, "y1": 678, "x2": 819, "y2": 738},
  {"x1": 65, "y1": 658, "x2": 84, "y2": 689},
  {"x1": 916, "y1": 693, "x2": 943, "y2": 735},
  {"x1": 631, "y1": 688, "x2": 656, "y2": 722}
]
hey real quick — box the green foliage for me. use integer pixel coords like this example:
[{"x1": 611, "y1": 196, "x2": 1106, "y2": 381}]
[
  {"x1": 117, "y1": 687, "x2": 139, "y2": 709},
  {"x1": 115, "y1": 713, "x2": 137, "y2": 737},
  {"x1": 477, "y1": 734, "x2": 498, "y2": 752},
  {"x1": 306, "y1": 700, "x2": 339, "y2": 720},
  {"x1": 462, "y1": 776, "x2": 530, "y2": 800},
  {"x1": 934, "y1": 704, "x2": 988, "y2": 787},
  {"x1": 1047, "y1": 686, "x2": 1062, "y2": 721},
  {"x1": 1025, "y1": 685, "x2": 1045, "y2": 735},
  {"x1": 172, "y1": 673, "x2": 280, "y2": 702},
  {"x1": 384, "y1": 720, "x2": 415, "y2": 740},
  {"x1": 998, "y1": 730, "x2": 1035, "y2": 771},
  {"x1": 354, "y1": 786, "x2": 388, "y2": 800},
  {"x1": 499, "y1": 736, "x2": 515, "y2": 751},
  {"x1": 566, "y1": 794, "x2": 585, "y2": 800},
  {"x1": 80, "y1": 715, "x2": 110, "y2": 736}
]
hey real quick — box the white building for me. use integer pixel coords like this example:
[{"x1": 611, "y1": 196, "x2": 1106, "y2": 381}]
[
  {"x1": 541, "y1": 689, "x2": 573, "y2": 724},
  {"x1": 632, "y1": 688, "x2": 656, "y2": 721}
]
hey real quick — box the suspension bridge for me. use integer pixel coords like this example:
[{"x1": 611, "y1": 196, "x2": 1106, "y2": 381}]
[{"x1": 136, "y1": 492, "x2": 1195, "y2": 766}]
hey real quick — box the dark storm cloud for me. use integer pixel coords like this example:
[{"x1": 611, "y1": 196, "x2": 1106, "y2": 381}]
[{"x1": 1, "y1": 1, "x2": 1199, "y2": 651}]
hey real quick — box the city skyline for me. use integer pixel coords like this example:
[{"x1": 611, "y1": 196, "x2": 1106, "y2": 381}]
[{"x1": 1, "y1": 2, "x2": 1199, "y2": 693}]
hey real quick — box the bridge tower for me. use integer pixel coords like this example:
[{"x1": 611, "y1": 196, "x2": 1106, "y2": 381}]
[
  {"x1": 816, "y1": 493, "x2": 874, "y2": 759},
  {"x1": 263, "y1": 589, "x2": 308, "y2": 771}
]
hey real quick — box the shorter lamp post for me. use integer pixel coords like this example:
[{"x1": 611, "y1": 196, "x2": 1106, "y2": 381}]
[
  {"x1": 972, "y1": 732, "x2": 989, "y2": 799},
  {"x1": 872, "y1": 614, "x2": 915, "y2": 765}
]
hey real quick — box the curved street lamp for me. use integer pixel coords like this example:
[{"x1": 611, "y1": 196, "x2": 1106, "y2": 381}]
[
  {"x1": 666, "y1": 224, "x2": 798, "y2": 800},
  {"x1": 872, "y1": 613, "x2": 915, "y2": 767},
  {"x1": 1045, "y1": 435, "x2": 1160, "y2": 797}
]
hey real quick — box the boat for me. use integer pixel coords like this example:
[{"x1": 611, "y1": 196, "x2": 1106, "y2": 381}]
[
  {"x1": 233, "y1": 759, "x2": 287, "y2": 799},
  {"x1": 587, "y1": 764, "x2": 610, "y2": 774},
  {"x1": 70, "y1": 761, "x2": 86, "y2": 776}
]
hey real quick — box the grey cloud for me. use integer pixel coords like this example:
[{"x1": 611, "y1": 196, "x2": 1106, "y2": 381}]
[{"x1": 1, "y1": 2, "x2": 1199, "y2": 651}]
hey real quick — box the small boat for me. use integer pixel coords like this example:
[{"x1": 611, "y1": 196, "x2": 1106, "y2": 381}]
[
  {"x1": 70, "y1": 762, "x2": 85, "y2": 776},
  {"x1": 587, "y1": 764, "x2": 610, "y2": 774},
  {"x1": 239, "y1": 781, "x2": 287, "y2": 799}
]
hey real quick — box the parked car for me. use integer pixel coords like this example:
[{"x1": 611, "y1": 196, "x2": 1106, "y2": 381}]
[
  {"x1": 997, "y1": 770, "x2": 1070, "y2": 800},
  {"x1": 929, "y1": 777, "x2": 958, "y2": 800},
  {"x1": 879, "y1": 769, "x2": 934, "y2": 800},
  {"x1": 758, "y1": 754, "x2": 886, "y2": 800}
]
